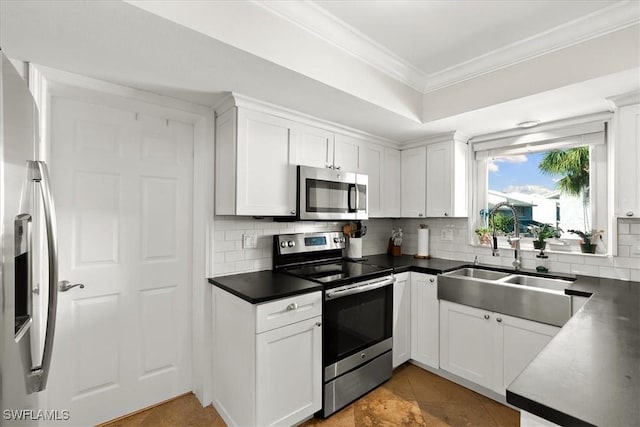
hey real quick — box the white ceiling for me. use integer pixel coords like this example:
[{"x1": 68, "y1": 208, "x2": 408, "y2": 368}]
[
  {"x1": 314, "y1": 0, "x2": 618, "y2": 75},
  {"x1": 1, "y1": 0, "x2": 639, "y2": 143}
]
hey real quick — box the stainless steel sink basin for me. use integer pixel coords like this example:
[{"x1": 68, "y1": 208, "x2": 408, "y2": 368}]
[
  {"x1": 438, "y1": 267, "x2": 573, "y2": 327},
  {"x1": 500, "y1": 275, "x2": 572, "y2": 293},
  {"x1": 447, "y1": 268, "x2": 510, "y2": 281}
]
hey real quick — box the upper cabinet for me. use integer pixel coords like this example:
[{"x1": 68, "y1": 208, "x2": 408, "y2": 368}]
[
  {"x1": 612, "y1": 94, "x2": 640, "y2": 218},
  {"x1": 426, "y1": 138, "x2": 468, "y2": 218},
  {"x1": 400, "y1": 147, "x2": 427, "y2": 217},
  {"x1": 400, "y1": 133, "x2": 468, "y2": 218},
  {"x1": 298, "y1": 124, "x2": 334, "y2": 169},
  {"x1": 216, "y1": 107, "x2": 298, "y2": 216},
  {"x1": 215, "y1": 95, "x2": 401, "y2": 218}
]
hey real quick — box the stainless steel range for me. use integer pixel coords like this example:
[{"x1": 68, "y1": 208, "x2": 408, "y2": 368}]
[{"x1": 273, "y1": 231, "x2": 394, "y2": 417}]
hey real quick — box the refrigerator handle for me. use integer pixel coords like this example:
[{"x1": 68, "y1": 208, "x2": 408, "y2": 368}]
[{"x1": 26, "y1": 160, "x2": 58, "y2": 393}]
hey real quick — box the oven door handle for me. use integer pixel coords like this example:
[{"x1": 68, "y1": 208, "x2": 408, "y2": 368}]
[{"x1": 325, "y1": 276, "x2": 395, "y2": 300}]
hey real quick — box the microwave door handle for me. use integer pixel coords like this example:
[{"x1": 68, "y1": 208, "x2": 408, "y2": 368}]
[
  {"x1": 347, "y1": 184, "x2": 354, "y2": 212},
  {"x1": 354, "y1": 184, "x2": 359, "y2": 212}
]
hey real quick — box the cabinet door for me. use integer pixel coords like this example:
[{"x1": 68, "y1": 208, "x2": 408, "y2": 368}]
[
  {"x1": 383, "y1": 148, "x2": 401, "y2": 217},
  {"x1": 500, "y1": 314, "x2": 559, "y2": 394},
  {"x1": 426, "y1": 142, "x2": 452, "y2": 217},
  {"x1": 334, "y1": 134, "x2": 360, "y2": 172},
  {"x1": 615, "y1": 104, "x2": 640, "y2": 218},
  {"x1": 439, "y1": 300, "x2": 499, "y2": 390},
  {"x1": 236, "y1": 109, "x2": 298, "y2": 216},
  {"x1": 298, "y1": 124, "x2": 334, "y2": 169},
  {"x1": 392, "y1": 273, "x2": 411, "y2": 368},
  {"x1": 400, "y1": 147, "x2": 426, "y2": 217},
  {"x1": 360, "y1": 143, "x2": 384, "y2": 217},
  {"x1": 411, "y1": 273, "x2": 439, "y2": 369},
  {"x1": 256, "y1": 316, "x2": 322, "y2": 427}
]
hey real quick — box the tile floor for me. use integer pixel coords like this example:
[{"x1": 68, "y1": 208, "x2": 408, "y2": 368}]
[{"x1": 106, "y1": 363, "x2": 519, "y2": 427}]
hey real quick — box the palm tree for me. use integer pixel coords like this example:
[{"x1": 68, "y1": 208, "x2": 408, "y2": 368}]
[{"x1": 538, "y1": 147, "x2": 590, "y2": 229}]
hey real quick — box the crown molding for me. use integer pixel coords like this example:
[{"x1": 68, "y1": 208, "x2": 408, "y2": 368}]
[
  {"x1": 253, "y1": 0, "x2": 428, "y2": 92},
  {"x1": 425, "y1": 1, "x2": 640, "y2": 93},
  {"x1": 257, "y1": 1, "x2": 639, "y2": 94},
  {"x1": 606, "y1": 90, "x2": 640, "y2": 108}
]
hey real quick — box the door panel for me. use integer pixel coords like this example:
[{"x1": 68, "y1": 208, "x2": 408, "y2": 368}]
[{"x1": 47, "y1": 96, "x2": 193, "y2": 425}]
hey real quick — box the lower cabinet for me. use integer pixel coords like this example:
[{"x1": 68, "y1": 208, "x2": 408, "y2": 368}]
[
  {"x1": 212, "y1": 288, "x2": 322, "y2": 427},
  {"x1": 440, "y1": 300, "x2": 559, "y2": 395},
  {"x1": 392, "y1": 272, "x2": 411, "y2": 367},
  {"x1": 411, "y1": 273, "x2": 439, "y2": 368}
]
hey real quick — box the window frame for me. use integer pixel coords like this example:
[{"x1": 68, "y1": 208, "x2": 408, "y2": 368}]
[{"x1": 468, "y1": 114, "x2": 612, "y2": 256}]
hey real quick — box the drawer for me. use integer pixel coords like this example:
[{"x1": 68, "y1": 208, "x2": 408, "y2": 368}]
[{"x1": 256, "y1": 291, "x2": 322, "y2": 333}]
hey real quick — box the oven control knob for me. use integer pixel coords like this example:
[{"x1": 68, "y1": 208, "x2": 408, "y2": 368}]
[
  {"x1": 280, "y1": 241, "x2": 287, "y2": 248},
  {"x1": 287, "y1": 241, "x2": 295, "y2": 248},
  {"x1": 333, "y1": 237, "x2": 340, "y2": 243}
]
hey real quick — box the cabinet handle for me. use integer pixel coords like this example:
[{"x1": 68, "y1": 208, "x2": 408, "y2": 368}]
[
  {"x1": 418, "y1": 213, "x2": 424, "y2": 217},
  {"x1": 626, "y1": 211, "x2": 634, "y2": 217},
  {"x1": 429, "y1": 278, "x2": 435, "y2": 283},
  {"x1": 496, "y1": 317, "x2": 502, "y2": 323},
  {"x1": 315, "y1": 322, "x2": 322, "y2": 327},
  {"x1": 444, "y1": 212, "x2": 449, "y2": 217},
  {"x1": 325, "y1": 164, "x2": 333, "y2": 169},
  {"x1": 286, "y1": 303, "x2": 298, "y2": 311},
  {"x1": 290, "y1": 210, "x2": 296, "y2": 215},
  {"x1": 484, "y1": 314, "x2": 490, "y2": 320},
  {"x1": 335, "y1": 165, "x2": 341, "y2": 170}
]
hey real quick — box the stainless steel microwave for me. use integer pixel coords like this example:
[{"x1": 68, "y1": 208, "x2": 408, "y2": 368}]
[{"x1": 297, "y1": 165, "x2": 368, "y2": 221}]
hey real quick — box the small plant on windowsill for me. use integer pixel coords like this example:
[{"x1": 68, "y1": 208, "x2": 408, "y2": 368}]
[
  {"x1": 528, "y1": 224, "x2": 562, "y2": 250},
  {"x1": 568, "y1": 229, "x2": 604, "y2": 254},
  {"x1": 474, "y1": 227, "x2": 492, "y2": 246}
]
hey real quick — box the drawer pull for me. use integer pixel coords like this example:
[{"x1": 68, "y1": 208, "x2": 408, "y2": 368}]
[
  {"x1": 484, "y1": 314, "x2": 490, "y2": 320},
  {"x1": 286, "y1": 303, "x2": 298, "y2": 311},
  {"x1": 316, "y1": 322, "x2": 322, "y2": 327}
]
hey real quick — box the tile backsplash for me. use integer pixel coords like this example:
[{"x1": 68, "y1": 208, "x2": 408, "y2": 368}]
[
  {"x1": 213, "y1": 216, "x2": 392, "y2": 276},
  {"x1": 212, "y1": 216, "x2": 640, "y2": 281}
]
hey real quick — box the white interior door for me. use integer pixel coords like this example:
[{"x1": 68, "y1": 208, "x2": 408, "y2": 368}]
[{"x1": 46, "y1": 96, "x2": 193, "y2": 425}]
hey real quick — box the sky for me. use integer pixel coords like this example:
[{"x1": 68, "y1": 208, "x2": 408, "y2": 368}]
[{"x1": 488, "y1": 152, "x2": 558, "y2": 195}]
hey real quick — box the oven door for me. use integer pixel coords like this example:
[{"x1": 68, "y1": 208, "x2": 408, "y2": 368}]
[
  {"x1": 323, "y1": 276, "x2": 393, "y2": 377},
  {"x1": 298, "y1": 166, "x2": 367, "y2": 220}
]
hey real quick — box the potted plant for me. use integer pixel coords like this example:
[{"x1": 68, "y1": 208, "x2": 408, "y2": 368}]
[
  {"x1": 474, "y1": 227, "x2": 492, "y2": 246},
  {"x1": 568, "y1": 229, "x2": 604, "y2": 254},
  {"x1": 528, "y1": 224, "x2": 561, "y2": 250}
]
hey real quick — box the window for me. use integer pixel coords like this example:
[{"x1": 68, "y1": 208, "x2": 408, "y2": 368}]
[{"x1": 471, "y1": 117, "x2": 610, "y2": 255}]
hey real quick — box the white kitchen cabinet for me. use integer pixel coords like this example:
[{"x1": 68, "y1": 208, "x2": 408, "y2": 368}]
[
  {"x1": 439, "y1": 300, "x2": 498, "y2": 391},
  {"x1": 383, "y1": 148, "x2": 401, "y2": 217},
  {"x1": 298, "y1": 124, "x2": 334, "y2": 169},
  {"x1": 400, "y1": 146, "x2": 427, "y2": 217},
  {"x1": 614, "y1": 102, "x2": 640, "y2": 218},
  {"x1": 426, "y1": 140, "x2": 468, "y2": 217},
  {"x1": 215, "y1": 107, "x2": 298, "y2": 216},
  {"x1": 360, "y1": 143, "x2": 384, "y2": 217},
  {"x1": 392, "y1": 272, "x2": 411, "y2": 368},
  {"x1": 410, "y1": 273, "x2": 439, "y2": 369},
  {"x1": 212, "y1": 288, "x2": 322, "y2": 427},
  {"x1": 334, "y1": 133, "x2": 360, "y2": 172},
  {"x1": 439, "y1": 300, "x2": 559, "y2": 395}
]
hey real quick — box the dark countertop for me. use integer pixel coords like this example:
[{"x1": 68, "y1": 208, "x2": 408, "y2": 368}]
[
  {"x1": 209, "y1": 254, "x2": 640, "y2": 426},
  {"x1": 208, "y1": 271, "x2": 323, "y2": 304},
  {"x1": 507, "y1": 275, "x2": 640, "y2": 427}
]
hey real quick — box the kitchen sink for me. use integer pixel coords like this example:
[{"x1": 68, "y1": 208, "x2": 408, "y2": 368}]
[
  {"x1": 438, "y1": 267, "x2": 574, "y2": 327},
  {"x1": 500, "y1": 275, "x2": 572, "y2": 293},
  {"x1": 446, "y1": 267, "x2": 510, "y2": 281}
]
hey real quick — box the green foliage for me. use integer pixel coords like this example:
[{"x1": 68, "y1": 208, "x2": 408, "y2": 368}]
[
  {"x1": 489, "y1": 212, "x2": 514, "y2": 234},
  {"x1": 528, "y1": 224, "x2": 561, "y2": 242},
  {"x1": 538, "y1": 147, "x2": 590, "y2": 197}
]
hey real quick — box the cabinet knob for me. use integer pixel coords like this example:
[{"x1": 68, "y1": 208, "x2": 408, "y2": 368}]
[
  {"x1": 290, "y1": 210, "x2": 296, "y2": 215},
  {"x1": 325, "y1": 164, "x2": 333, "y2": 169},
  {"x1": 626, "y1": 211, "x2": 634, "y2": 217},
  {"x1": 484, "y1": 314, "x2": 490, "y2": 320},
  {"x1": 496, "y1": 317, "x2": 502, "y2": 323},
  {"x1": 315, "y1": 322, "x2": 322, "y2": 327},
  {"x1": 418, "y1": 213, "x2": 424, "y2": 217},
  {"x1": 444, "y1": 212, "x2": 449, "y2": 217},
  {"x1": 429, "y1": 278, "x2": 435, "y2": 283},
  {"x1": 286, "y1": 303, "x2": 298, "y2": 311},
  {"x1": 335, "y1": 165, "x2": 341, "y2": 170}
]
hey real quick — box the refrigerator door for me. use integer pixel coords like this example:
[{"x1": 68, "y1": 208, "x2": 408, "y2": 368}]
[{"x1": 1, "y1": 51, "x2": 56, "y2": 419}]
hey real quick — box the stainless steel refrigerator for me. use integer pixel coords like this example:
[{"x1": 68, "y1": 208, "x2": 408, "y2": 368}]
[{"x1": 1, "y1": 50, "x2": 59, "y2": 423}]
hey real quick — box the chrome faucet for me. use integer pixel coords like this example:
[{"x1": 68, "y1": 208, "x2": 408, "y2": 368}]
[{"x1": 488, "y1": 202, "x2": 522, "y2": 270}]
